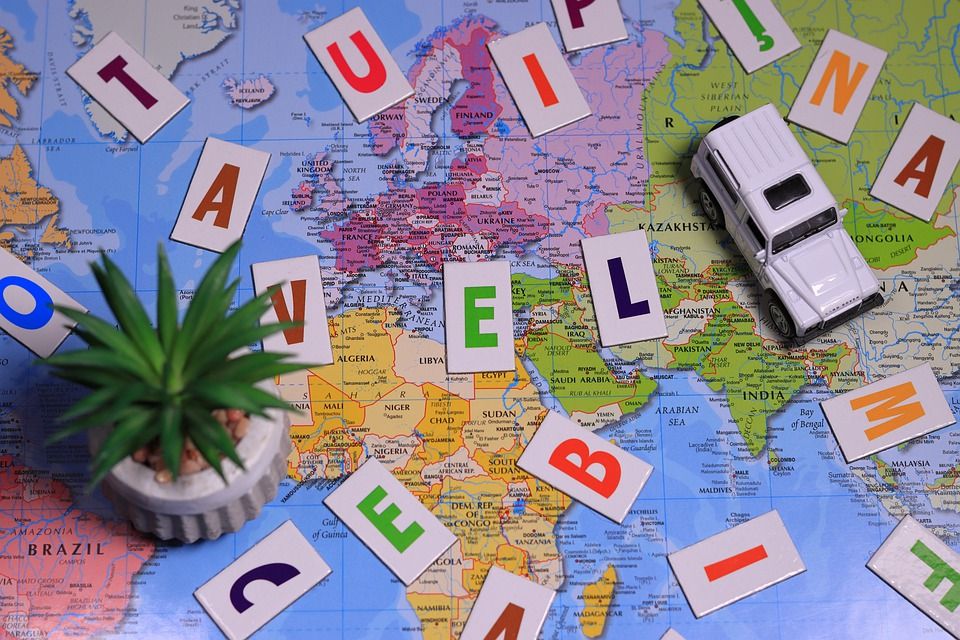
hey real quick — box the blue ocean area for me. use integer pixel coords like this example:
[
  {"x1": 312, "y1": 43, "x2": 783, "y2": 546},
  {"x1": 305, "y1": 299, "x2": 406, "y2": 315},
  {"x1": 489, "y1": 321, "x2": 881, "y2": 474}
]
[{"x1": 540, "y1": 371, "x2": 958, "y2": 638}]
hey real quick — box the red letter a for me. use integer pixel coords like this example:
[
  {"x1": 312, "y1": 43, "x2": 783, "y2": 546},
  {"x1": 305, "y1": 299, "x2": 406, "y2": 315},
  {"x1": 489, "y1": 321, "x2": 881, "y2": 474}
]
[
  {"x1": 483, "y1": 603, "x2": 525, "y2": 640},
  {"x1": 192, "y1": 163, "x2": 240, "y2": 229},
  {"x1": 548, "y1": 438, "x2": 621, "y2": 498},
  {"x1": 269, "y1": 280, "x2": 307, "y2": 345},
  {"x1": 894, "y1": 135, "x2": 945, "y2": 199},
  {"x1": 326, "y1": 30, "x2": 387, "y2": 94}
]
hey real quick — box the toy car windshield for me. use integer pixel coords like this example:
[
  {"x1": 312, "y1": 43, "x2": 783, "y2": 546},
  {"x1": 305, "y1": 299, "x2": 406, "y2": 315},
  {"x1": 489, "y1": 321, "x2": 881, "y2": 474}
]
[{"x1": 771, "y1": 207, "x2": 838, "y2": 254}]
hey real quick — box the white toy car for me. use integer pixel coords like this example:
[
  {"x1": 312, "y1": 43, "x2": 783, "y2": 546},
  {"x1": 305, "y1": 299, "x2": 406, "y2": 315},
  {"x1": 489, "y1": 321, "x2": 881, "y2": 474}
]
[{"x1": 691, "y1": 103, "x2": 883, "y2": 343}]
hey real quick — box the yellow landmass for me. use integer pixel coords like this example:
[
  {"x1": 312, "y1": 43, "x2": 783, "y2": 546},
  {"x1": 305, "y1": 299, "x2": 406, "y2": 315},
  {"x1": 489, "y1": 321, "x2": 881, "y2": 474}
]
[
  {"x1": 325, "y1": 307, "x2": 404, "y2": 401},
  {"x1": 462, "y1": 387, "x2": 541, "y2": 453},
  {"x1": 406, "y1": 592, "x2": 461, "y2": 640},
  {"x1": 0, "y1": 31, "x2": 66, "y2": 250},
  {"x1": 278, "y1": 307, "x2": 568, "y2": 635},
  {"x1": 579, "y1": 564, "x2": 618, "y2": 638},
  {"x1": 0, "y1": 28, "x2": 36, "y2": 127},
  {"x1": 474, "y1": 366, "x2": 530, "y2": 391},
  {"x1": 0, "y1": 144, "x2": 69, "y2": 248},
  {"x1": 361, "y1": 383, "x2": 427, "y2": 438},
  {"x1": 415, "y1": 384, "x2": 469, "y2": 465},
  {"x1": 437, "y1": 476, "x2": 509, "y2": 566}
]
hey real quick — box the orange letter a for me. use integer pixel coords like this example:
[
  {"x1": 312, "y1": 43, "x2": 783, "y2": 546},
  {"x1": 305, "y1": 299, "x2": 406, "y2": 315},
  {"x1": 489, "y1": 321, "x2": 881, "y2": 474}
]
[
  {"x1": 483, "y1": 603, "x2": 525, "y2": 640},
  {"x1": 810, "y1": 50, "x2": 869, "y2": 115},
  {"x1": 850, "y1": 381, "x2": 926, "y2": 441},
  {"x1": 192, "y1": 163, "x2": 240, "y2": 229}
]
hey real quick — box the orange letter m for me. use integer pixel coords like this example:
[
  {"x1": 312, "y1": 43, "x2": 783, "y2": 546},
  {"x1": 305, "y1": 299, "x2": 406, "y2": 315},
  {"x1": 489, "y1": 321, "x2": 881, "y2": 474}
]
[{"x1": 850, "y1": 381, "x2": 926, "y2": 441}]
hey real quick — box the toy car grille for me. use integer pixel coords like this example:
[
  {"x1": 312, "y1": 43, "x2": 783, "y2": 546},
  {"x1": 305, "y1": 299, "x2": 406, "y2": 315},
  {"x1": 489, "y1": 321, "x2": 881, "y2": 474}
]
[{"x1": 826, "y1": 296, "x2": 859, "y2": 316}]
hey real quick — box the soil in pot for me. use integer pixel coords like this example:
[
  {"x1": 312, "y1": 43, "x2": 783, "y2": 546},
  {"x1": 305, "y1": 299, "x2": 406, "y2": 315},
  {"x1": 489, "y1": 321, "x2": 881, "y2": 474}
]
[{"x1": 131, "y1": 409, "x2": 251, "y2": 483}]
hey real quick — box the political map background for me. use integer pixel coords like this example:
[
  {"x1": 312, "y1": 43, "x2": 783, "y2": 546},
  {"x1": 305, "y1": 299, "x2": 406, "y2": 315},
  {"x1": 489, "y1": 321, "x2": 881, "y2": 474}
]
[{"x1": 0, "y1": 0, "x2": 958, "y2": 638}]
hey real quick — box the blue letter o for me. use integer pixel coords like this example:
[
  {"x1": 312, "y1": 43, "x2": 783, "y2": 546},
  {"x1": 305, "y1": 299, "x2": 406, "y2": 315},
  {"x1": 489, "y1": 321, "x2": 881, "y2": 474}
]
[{"x1": 0, "y1": 276, "x2": 54, "y2": 330}]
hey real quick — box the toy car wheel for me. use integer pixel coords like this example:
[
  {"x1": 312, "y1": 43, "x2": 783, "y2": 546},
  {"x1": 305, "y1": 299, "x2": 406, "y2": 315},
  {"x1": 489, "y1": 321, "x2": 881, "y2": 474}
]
[
  {"x1": 697, "y1": 180, "x2": 725, "y2": 229},
  {"x1": 766, "y1": 294, "x2": 797, "y2": 339}
]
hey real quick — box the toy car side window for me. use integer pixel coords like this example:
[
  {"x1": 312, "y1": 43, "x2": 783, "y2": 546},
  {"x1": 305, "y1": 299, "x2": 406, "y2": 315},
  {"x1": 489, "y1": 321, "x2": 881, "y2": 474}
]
[
  {"x1": 746, "y1": 216, "x2": 766, "y2": 248},
  {"x1": 707, "y1": 151, "x2": 739, "y2": 204},
  {"x1": 772, "y1": 207, "x2": 838, "y2": 254},
  {"x1": 763, "y1": 174, "x2": 811, "y2": 210}
]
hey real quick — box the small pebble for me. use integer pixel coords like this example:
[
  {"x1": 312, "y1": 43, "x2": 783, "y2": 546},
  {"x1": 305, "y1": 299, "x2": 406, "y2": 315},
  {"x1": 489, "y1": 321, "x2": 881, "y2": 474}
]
[
  {"x1": 180, "y1": 458, "x2": 203, "y2": 474},
  {"x1": 233, "y1": 417, "x2": 249, "y2": 440},
  {"x1": 133, "y1": 409, "x2": 248, "y2": 480}
]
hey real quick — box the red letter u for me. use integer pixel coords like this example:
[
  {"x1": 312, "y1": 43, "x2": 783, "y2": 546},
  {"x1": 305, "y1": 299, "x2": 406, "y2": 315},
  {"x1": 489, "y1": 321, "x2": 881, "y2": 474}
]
[{"x1": 326, "y1": 30, "x2": 387, "y2": 94}]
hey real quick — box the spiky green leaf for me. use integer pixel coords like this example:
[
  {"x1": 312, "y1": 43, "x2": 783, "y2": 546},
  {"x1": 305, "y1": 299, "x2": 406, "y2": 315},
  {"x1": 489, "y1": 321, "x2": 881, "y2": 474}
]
[
  {"x1": 181, "y1": 321, "x2": 299, "y2": 383},
  {"x1": 159, "y1": 406, "x2": 183, "y2": 479},
  {"x1": 56, "y1": 306, "x2": 152, "y2": 370},
  {"x1": 207, "y1": 351, "x2": 307, "y2": 385},
  {"x1": 206, "y1": 288, "x2": 276, "y2": 342},
  {"x1": 47, "y1": 366, "x2": 137, "y2": 390},
  {"x1": 88, "y1": 411, "x2": 159, "y2": 488},
  {"x1": 59, "y1": 382, "x2": 153, "y2": 422},
  {"x1": 176, "y1": 242, "x2": 241, "y2": 350},
  {"x1": 169, "y1": 278, "x2": 239, "y2": 389},
  {"x1": 188, "y1": 382, "x2": 291, "y2": 416},
  {"x1": 156, "y1": 244, "x2": 178, "y2": 352},
  {"x1": 56, "y1": 386, "x2": 122, "y2": 424},
  {"x1": 45, "y1": 348, "x2": 161, "y2": 386},
  {"x1": 192, "y1": 408, "x2": 244, "y2": 469},
  {"x1": 91, "y1": 256, "x2": 164, "y2": 373},
  {"x1": 183, "y1": 406, "x2": 240, "y2": 481},
  {"x1": 46, "y1": 240, "x2": 310, "y2": 488}
]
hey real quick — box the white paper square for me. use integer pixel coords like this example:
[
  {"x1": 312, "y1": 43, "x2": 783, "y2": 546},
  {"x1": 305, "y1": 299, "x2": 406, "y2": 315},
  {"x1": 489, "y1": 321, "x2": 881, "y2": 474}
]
[
  {"x1": 66, "y1": 32, "x2": 188, "y2": 143},
  {"x1": 581, "y1": 229, "x2": 667, "y2": 347},
  {"x1": 820, "y1": 363, "x2": 955, "y2": 463},
  {"x1": 788, "y1": 30, "x2": 886, "y2": 143},
  {"x1": 550, "y1": 0, "x2": 628, "y2": 53},
  {"x1": 0, "y1": 247, "x2": 86, "y2": 358},
  {"x1": 251, "y1": 255, "x2": 333, "y2": 366},
  {"x1": 517, "y1": 411, "x2": 653, "y2": 523},
  {"x1": 487, "y1": 23, "x2": 592, "y2": 137},
  {"x1": 871, "y1": 103, "x2": 960, "y2": 222},
  {"x1": 868, "y1": 516, "x2": 960, "y2": 637},
  {"x1": 304, "y1": 7, "x2": 414, "y2": 123},
  {"x1": 443, "y1": 261, "x2": 514, "y2": 374},
  {"x1": 324, "y1": 458, "x2": 456, "y2": 586},
  {"x1": 460, "y1": 567, "x2": 556, "y2": 640},
  {"x1": 698, "y1": 0, "x2": 801, "y2": 73},
  {"x1": 194, "y1": 520, "x2": 332, "y2": 640},
  {"x1": 661, "y1": 630, "x2": 686, "y2": 640},
  {"x1": 668, "y1": 510, "x2": 805, "y2": 618},
  {"x1": 170, "y1": 138, "x2": 271, "y2": 254}
]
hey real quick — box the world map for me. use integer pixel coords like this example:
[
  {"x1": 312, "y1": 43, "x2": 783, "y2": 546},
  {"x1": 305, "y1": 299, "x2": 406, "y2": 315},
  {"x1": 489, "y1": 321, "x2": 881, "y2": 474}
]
[{"x1": 0, "y1": 0, "x2": 958, "y2": 638}]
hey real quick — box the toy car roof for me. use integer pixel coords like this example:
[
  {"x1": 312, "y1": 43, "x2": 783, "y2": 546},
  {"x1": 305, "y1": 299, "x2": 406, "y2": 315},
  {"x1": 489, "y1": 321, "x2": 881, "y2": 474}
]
[
  {"x1": 703, "y1": 104, "x2": 838, "y2": 240},
  {"x1": 703, "y1": 104, "x2": 809, "y2": 194}
]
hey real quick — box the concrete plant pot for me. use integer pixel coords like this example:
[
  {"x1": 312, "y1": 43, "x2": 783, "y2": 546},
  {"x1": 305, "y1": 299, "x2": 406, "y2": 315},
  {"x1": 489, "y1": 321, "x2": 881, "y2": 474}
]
[{"x1": 90, "y1": 382, "x2": 291, "y2": 543}]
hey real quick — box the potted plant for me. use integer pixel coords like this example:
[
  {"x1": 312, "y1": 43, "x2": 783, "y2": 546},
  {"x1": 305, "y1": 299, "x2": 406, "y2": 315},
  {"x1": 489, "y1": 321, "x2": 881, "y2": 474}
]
[{"x1": 44, "y1": 241, "x2": 307, "y2": 543}]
